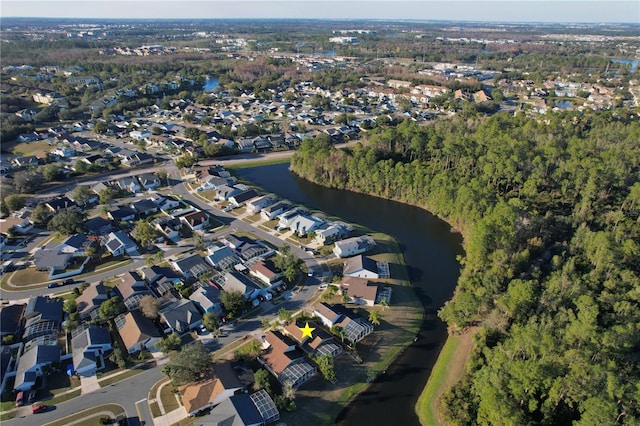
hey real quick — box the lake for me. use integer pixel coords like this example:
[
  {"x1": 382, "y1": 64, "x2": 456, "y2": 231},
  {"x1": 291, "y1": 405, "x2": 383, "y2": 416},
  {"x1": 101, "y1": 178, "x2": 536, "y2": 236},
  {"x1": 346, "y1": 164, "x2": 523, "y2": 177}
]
[
  {"x1": 236, "y1": 162, "x2": 463, "y2": 425},
  {"x1": 203, "y1": 77, "x2": 219, "y2": 92},
  {"x1": 610, "y1": 58, "x2": 639, "y2": 72}
]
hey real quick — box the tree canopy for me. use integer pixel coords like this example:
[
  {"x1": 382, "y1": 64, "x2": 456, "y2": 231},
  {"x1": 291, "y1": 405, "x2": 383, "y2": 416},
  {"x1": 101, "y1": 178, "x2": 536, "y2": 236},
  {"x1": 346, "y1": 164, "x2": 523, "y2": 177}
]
[
  {"x1": 47, "y1": 209, "x2": 87, "y2": 235},
  {"x1": 162, "y1": 341, "x2": 212, "y2": 385},
  {"x1": 291, "y1": 109, "x2": 640, "y2": 425}
]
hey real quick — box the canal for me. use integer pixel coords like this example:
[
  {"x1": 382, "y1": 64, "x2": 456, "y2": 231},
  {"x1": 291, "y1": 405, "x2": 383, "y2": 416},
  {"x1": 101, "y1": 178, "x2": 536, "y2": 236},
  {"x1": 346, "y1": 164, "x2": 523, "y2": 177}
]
[{"x1": 236, "y1": 162, "x2": 463, "y2": 425}]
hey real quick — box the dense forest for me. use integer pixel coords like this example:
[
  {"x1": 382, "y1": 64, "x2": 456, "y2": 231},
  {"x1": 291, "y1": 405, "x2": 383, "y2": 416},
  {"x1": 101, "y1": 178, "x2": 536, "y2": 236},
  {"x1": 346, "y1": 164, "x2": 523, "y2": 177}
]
[{"x1": 291, "y1": 110, "x2": 640, "y2": 425}]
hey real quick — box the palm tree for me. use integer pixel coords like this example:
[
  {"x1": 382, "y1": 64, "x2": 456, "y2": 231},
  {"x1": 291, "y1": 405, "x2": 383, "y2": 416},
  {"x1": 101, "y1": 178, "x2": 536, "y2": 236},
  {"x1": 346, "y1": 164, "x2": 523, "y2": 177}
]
[
  {"x1": 379, "y1": 298, "x2": 389, "y2": 310},
  {"x1": 368, "y1": 309, "x2": 381, "y2": 326}
]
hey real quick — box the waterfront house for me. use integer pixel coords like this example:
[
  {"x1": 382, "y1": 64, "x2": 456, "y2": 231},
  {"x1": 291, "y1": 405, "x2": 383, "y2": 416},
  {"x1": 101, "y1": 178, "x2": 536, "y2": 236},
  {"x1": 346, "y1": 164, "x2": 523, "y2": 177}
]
[{"x1": 258, "y1": 331, "x2": 316, "y2": 389}]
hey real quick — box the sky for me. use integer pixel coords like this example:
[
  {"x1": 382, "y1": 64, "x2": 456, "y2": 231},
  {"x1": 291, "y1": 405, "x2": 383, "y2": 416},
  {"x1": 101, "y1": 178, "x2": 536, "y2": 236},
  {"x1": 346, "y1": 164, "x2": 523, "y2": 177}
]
[{"x1": 1, "y1": 1, "x2": 639, "y2": 24}]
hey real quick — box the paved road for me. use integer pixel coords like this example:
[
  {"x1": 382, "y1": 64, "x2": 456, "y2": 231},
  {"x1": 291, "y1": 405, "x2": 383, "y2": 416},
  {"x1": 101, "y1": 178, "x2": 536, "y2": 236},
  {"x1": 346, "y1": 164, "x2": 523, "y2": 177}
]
[{"x1": 7, "y1": 367, "x2": 163, "y2": 426}]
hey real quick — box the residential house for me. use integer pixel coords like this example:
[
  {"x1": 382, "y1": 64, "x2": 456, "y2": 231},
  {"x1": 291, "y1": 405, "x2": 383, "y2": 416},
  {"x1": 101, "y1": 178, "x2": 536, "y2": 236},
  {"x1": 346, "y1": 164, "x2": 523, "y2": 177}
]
[
  {"x1": 0, "y1": 216, "x2": 34, "y2": 235},
  {"x1": 12, "y1": 155, "x2": 40, "y2": 168},
  {"x1": 258, "y1": 331, "x2": 317, "y2": 389},
  {"x1": 131, "y1": 199, "x2": 158, "y2": 216},
  {"x1": 153, "y1": 216, "x2": 182, "y2": 241},
  {"x1": 44, "y1": 197, "x2": 75, "y2": 214},
  {"x1": 220, "y1": 272, "x2": 261, "y2": 300},
  {"x1": 196, "y1": 175, "x2": 235, "y2": 192},
  {"x1": 179, "y1": 361, "x2": 244, "y2": 416},
  {"x1": 116, "y1": 176, "x2": 141, "y2": 193},
  {"x1": 71, "y1": 326, "x2": 112, "y2": 376},
  {"x1": 56, "y1": 233, "x2": 91, "y2": 256},
  {"x1": 333, "y1": 235, "x2": 376, "y2": 258},
  {"x1": 119, "y1": 151, "x2": 154, "y2": 167},
  {"x1": 249, "y1": 260, "x2": 283, "y2": 286},
  {"x1": 103, "y1": 231, "x2": 138, "y2": 256},
  {"x1": 199, "y1": 389, "x2": 279, "y2": 425},
  {"x1": 314, "y1": 222, "x2": 351, "y2": 245},
  {"x1": 115, "y1": 311, "x2": 161, "y2": 354},
  {"x1": 160, "y1": 299, "x2": 203, "y2": 334},
  {"x1": 189, "y1": 285, "x2": 222, "y2": 315},
  {"x1": 246, "y1": 195, "x2": 277, "y2": 214},
  {"x1": 237, "y1": 242, "x2": 269, "y2": 261},
  {"x1": 171, "y1": 254, "x2": 211, "y2": 280},
  {"x1": 229, "y1": 189, "x2": 260, "y2": 208},
  {"x1": 34, "y1": 249, "x2": 71, "y2": 274},
  {"x1": 205, "y1": 245, "x2": 241, "y2": 271},
  {"x1": 276, "y1": 207, "x2": 305, "y2": 229},
  {"x1": 75, "y1": 282, "x2": 110, "y2": 320},
  {"x1": 343, "y1": 255, "x2": 379, "y2": 279},
  {"x1": 83, "y1": 216, "x2": 113, "y2": 236},
  {"x1": 114, "y1": 271, "x2": 152, "y2": 310},
  {"x1": 17, "y1": 131, "x2": 40, "y2": 141},
  {"x1": 108, "y1": 206, "x2": 137, "y2": 222},
  {"x1": 137, "y1": 173, "x2": 162, "y2": 190},
  {"x1": 0, "y1": 303, "x2": 25, "y2": 337},
  {"x1": 283, "y1": 319, "x2": 343, "y2": 359},
  {"x1": 215, "y1": 185, "x2": 242, "y2": 201},
  {"x1": 313, "y1": 303, "x2": 373, "y2": 344},
  {"x1": 22, "y1": 296, "x2": 63, "y2": 343},
  {"x1": 14, "y1": 345, "x2": 61, "y2": 392},
  {"x1": 288, "y1": 215, "x2": 323, "y2": 236},
  {"x1": 50, "y1": 146, "x2": 75, "y2": 158},
  {"x1": 151, "y1": 194, "x2": 181, "y2": 211},
  {"x1": 181, "y1": 211, "x2": 209, "y2": 231},
  {"x1": 341, "y1": 277, "x2": 380, "y2": 306}
]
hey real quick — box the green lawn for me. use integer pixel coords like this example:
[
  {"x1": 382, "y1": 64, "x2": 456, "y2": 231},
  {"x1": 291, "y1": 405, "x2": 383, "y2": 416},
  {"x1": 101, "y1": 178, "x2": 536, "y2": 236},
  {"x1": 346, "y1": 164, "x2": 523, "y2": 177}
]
[
  {"x1": 43, "y1": 404, "x2": 125, "y2": 426},
  {"x1": 98, "y1": 368, "x2": 145, "y2": 387},
  {"x1": 160, "y1": 383, "x2": 181, "y2": 412},
  {"x1": 415, "y1": 329, "x2": 476, "y2": 426}
]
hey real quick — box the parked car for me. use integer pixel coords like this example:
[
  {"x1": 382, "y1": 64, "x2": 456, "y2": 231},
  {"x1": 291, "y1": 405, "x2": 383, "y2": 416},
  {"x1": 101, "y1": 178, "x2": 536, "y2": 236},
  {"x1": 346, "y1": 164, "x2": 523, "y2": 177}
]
[
  {"x1": 62, "y1": 279, "x2": 74, "y2": 285},
  {"x1": 15, "y1": 391, "x2": 24, "y2": 407},
  {"x1": 46, "y1": 282, "x2": 60, "y2": 289},
  {"x1": 32, "y1": 404, "x2": 47, "y2": 414}
]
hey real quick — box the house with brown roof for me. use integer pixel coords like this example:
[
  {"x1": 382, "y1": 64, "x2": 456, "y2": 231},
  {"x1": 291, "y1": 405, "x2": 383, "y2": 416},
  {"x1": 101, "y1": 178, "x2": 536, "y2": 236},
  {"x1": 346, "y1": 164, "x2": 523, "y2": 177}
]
[
  {"x1": 283, "y1": 320, "x2": 342, "y2": 359},
  {"x1": 341, "y1": 277, "x2": 380, "y2": 306},
  {"x1": 313, "y1": 303, "x2": 373, "y2": 344},
  {"x1": 75, "y1": 282, "x2": 110, "y2": 320},
  {"x1": 181, "y1": 210, "x2": 209, "y2": 231},
  {"x1": 114, "y1": 271, "x2": 152, "y2": 310},
  {"x1": 249, "y1": 259, "x2": 283, "y2": 286},
  {"x1": 258, "y1": 331, "x2": 316, "y2": 389},
  {"x1": 179, "y1": 361, "x2": 243, "y2": 416},
  {"x1": 115, "y1": 311, "x2": 161, "y2": 354}
]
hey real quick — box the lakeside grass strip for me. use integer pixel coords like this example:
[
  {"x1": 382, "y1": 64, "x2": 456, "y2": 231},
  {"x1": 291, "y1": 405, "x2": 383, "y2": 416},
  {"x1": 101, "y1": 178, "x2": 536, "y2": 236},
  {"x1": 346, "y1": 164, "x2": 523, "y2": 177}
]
[{"x1": 415, "y1": 329, "x2": 476, "y2": 426}]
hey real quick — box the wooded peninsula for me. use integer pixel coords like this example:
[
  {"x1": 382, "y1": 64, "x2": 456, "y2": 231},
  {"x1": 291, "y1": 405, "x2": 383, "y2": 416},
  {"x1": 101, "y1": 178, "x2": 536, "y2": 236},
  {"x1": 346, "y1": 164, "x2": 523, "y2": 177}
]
[{"x1": 291, "y1": 110, "x2": 640, "y2": 425}]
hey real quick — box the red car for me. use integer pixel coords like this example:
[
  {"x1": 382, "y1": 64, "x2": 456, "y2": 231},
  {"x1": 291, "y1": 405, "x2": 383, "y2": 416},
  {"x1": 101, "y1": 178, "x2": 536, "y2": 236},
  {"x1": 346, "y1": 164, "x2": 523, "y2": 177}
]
[{"x1": 32, "y1": 404, "x2": 47, "y2": 414}]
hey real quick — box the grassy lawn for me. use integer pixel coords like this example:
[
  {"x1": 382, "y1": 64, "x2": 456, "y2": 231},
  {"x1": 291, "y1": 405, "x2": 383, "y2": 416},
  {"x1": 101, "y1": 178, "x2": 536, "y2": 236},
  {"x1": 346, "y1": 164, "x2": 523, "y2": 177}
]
[
  {"x1": 46, "y1": 389, "x2": 81, "y2": 405},
  {"x1": 416, "y1": 328, "x2": 477, "y2": 426},
  {"x1": 43, "y1": 404, "x2": 125, "y2": 426},
  {"x1": 171, "y1": 418, "x2": 194, "y2": 426},
  {"x1": 5, "y1": 268, "x2": 50, "y2": 287},
  {"x1": 149, "y1": 378, "x2": 171, "y2": 417},
  {"x1": 10, "y1": 140, "x2": 53, "y2": 155},
  {"x1": 160, "y1": 383, "x2": 181, "y2": 412},
  {"x1": 198, "y1": 189, "x2": 218, "y2": 202}
]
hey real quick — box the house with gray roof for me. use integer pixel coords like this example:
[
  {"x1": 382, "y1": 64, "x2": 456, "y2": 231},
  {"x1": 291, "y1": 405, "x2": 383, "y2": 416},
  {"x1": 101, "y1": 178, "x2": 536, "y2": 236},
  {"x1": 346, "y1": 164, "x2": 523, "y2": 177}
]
[
  {"x1": 171, "y1": 254, "x2": 211, "y2": 280},
  {"x1": 220, "y1": 272, "x2": 261, "y2": 301},
  {"x1": 229, "y1": 189, "x2": 260, "y2": 208},
  {"x1": 0, "y1": 303, "x2": 25, "y2": 337},
  {"x1": 343, "y1": 255, "x2": 379, "y2": 279},
  {"x1": 22, "y1": 296, "x2": 63, "y2": 343},
  {"x1": 103, "y1": 231, "x2": 138, "y2": 256},
  {"x1": 313, "y1": 303, "x2": 373, "y2": 344},
  {"x1": 197, "y1": 389, "x2": 279, "y2": 425},
  {"x1": 189, "y1": 285, "x2": 222, "y2": 315},
  {"x1": 75, "y1": 282, "x2": 110, "y2": 320},
  {"x1": 56, "y1": 233, "x2": 91, "y2": 255},
  {"x1": 71, "y1": 326, "x2": 112, "y2": 376},
  {"x1": 160, "y1": 300, "x2": 203, "y2": 334},
  {"x1": 205, "y1": 245, "x2": 241, "y2": 271},
  {"x1": 14, "y1": 344, "x2": 61, "y2": 392},
  {"x1": 83, "y1": 216, "x2": 113, "y2": 236},
  {"x1": 34, "y1": 249, "x2": 71, "y2": 274}
]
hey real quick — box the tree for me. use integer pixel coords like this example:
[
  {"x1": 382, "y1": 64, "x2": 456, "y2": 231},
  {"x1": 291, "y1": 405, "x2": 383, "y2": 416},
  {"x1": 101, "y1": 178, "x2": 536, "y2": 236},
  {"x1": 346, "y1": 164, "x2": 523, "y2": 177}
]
[
  {"x1": 202, "y1": 312, "x2": 219, "y2": 334},
  {"x1": 139, "y1": 295, "x2": 160, "y2": 319},
  {"x1": 368, "y1": 309, "x2": 381, "y2": 326},
  {"x1": 70, "y1": 186, "x2": 94, "y2": 206},
  {"x1": 162, "y1": 341, "x2": 212, "y2": 385},
  {"x1": 13, "y1": 170, "x2": 45, "y2": 193},
  {"x1": 220, "y1": 290, "x2": 245, "y2": 319},
  {"x1": 31, "y1": 204, "x2": 50, "y2": 226},
  {"x1": 63, "y1": 299, "x2": 77, "y2": 314},
  {"x1": 74, "y1": 160, "x2": 88, "y2": 174},
  {"x1": 47, "y1": 209, "x2": 86, "y2": 235},
  {"x1": 98, "y1": 187, "x2": 117, "y2": 204},
  {"x1": 184, "y1": 127, "x2": 200, "y2": 140},
  {"x1": 110, "y1": 346, "x2": 129, "y2": 368},
  {"x1": 131, "y1": 220, "x2": 157, "y2": 249},
  {"x1": 254, "y1": 368, "x2": 272, "y2": 393},
  {"x1": 157, "y1": 332, "x2": 182, "y2": 353},
  {"x1": 3, "y1": 194, "x2": 24, "y2": 212},
  {"x1": 94, "y1": 120, "x2": 108, "y2": 135},
  {"x1": 315, "y1": 354, "x2": 336, "y2": 382},
  {"x1": 99, "y1": 297, "x2": 125, "y2": 320},
  {"x1": 273, "y1": 245, "x2": 303, "y2": 283},
  {"x1": 277, "y1": 308, "x2": 293, "y2": 324},
  {"x1": 41, "y1": 164, "x2": 63, "y2": 182},
  {"x1": 151, "y1": 126, "x2": 163, "y2": 135}
]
